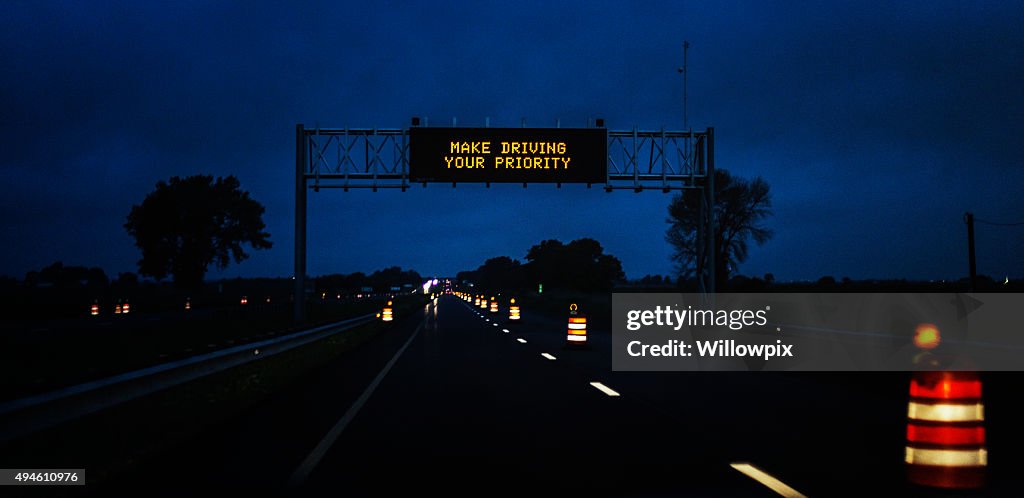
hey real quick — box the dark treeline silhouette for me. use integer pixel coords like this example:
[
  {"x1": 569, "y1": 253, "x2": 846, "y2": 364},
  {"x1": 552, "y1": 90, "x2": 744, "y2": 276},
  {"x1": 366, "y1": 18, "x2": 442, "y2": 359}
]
[
  {"x1": 315, "y1": 267, "x2": 423, "y2": 295},
  {"x1": 684, "y1": 273, "x2": 1016, "y2": 293},
  {"x1": 456, "y1": 238, "x2": 625, "y2": 293},
  {"x1": 0, "y1": 261, "x2": 423, "y2": 320},
  {"x1": 632, "y1": 274, "x2": 677, "y2": 287}
]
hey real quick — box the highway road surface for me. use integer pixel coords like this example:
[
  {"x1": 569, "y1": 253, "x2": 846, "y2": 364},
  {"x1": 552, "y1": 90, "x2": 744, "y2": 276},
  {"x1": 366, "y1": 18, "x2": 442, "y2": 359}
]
[{"x1": 91, "y1": 294, "x2": 1024, "y2": 496}]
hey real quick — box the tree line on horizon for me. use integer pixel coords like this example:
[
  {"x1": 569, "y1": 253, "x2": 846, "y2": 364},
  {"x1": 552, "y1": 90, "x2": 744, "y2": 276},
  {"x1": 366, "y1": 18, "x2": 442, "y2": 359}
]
[
  {"x1": 456, "y1": 238, "x2": 625, "y2": 293},
  {"x1": 24, "y1": 169, "x2": 1000, "y2": 297}
]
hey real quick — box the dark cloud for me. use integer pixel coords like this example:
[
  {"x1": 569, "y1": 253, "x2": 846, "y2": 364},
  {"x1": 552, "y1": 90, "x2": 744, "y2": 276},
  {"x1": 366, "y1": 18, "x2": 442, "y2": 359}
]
[{"x1": 2, "y1": 1, "x2": 1022, "y2": 281}]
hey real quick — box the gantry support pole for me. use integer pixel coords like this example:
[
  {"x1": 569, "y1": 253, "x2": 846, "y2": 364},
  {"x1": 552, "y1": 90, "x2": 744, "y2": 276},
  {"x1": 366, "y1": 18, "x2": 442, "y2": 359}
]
[{"x1": 706, "y1": 126, "x2": 716, "y2": 294}]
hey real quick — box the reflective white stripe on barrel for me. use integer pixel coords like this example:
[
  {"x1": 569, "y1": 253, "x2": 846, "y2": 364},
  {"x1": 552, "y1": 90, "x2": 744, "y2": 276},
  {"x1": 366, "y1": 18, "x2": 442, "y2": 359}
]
[
  {"x1": 567, "y1": 323, "x2": 587, "y2": 330},
  {"x1": 905, "y1": 447, "x2": 987, "y2": 467},
  {"x1": 567, "y1": 335, "x2": 586, "y2": 342},
  {"x1": 908, "y1": 402, "x2": 984, "y2": 422}
]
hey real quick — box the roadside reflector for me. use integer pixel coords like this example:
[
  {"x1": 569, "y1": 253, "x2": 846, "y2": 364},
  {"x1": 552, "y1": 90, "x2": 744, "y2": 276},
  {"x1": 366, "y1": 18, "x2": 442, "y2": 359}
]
[{"x1": 906, "y1": 370, "x2": 986, "y2": 489}]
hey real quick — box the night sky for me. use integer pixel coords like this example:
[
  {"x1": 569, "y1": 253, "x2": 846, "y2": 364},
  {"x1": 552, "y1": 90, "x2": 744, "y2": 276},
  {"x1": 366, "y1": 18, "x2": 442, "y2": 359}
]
[{"x1": 2, "y1": 1, "x2": 1022, "y2": 283}]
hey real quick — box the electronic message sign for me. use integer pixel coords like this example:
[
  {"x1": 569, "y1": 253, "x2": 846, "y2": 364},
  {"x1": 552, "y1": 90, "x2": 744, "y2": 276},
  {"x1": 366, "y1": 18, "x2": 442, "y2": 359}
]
[{"x1": 409, "y1": 127, "x2": 607, "y2": 184}]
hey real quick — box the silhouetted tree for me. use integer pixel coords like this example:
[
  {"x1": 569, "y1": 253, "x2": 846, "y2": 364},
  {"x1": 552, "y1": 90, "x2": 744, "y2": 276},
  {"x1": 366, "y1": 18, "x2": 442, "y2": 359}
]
[
  {"x1": 525, "y1": 239, "x2": 568, "y2": 286},
  {"x1": 474, "y1": 256, "x2": 525, "y2": 292},
  {"x1": 524, "y1": 238, "x2": 624, "y2": 291},
  {"x1": 367, "y1": 267, "x2": 422, "y2": 290},
  {"x1": 28, "y1": 261, "x2": 108, "y2": 288},
  {"x1": 455, "y1": 269, "x2": 478, "y2": 285},
  {"x1": 639, "y1": 275, "x2": 663, "y2": 285},
  {"x1": 666, "y1": 169, "x2": 773, "y2": 286},
  {"x1": 124, "y1": 175, "x2": 272, "y2": 289}
]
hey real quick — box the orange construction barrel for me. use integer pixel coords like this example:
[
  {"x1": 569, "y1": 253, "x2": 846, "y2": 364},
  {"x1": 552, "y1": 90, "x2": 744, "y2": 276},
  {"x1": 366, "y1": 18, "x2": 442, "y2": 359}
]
[
  {"x1": 566, "y1": 303, "x2": 587, "y2": 346},
  {"x1": 906, "y1": 370, "x2": 986, "y2": 489}
]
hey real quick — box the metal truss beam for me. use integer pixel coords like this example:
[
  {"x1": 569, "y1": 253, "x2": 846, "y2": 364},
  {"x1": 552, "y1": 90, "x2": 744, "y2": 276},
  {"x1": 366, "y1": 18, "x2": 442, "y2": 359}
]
[{"x1": 299, "y1": 126, "x2": 711, "y2": 191}]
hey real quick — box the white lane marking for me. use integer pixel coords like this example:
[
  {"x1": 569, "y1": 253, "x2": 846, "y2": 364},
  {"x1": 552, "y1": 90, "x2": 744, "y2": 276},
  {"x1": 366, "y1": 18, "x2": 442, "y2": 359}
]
[
  {"x1": 287, "y1": 322, "x2": 424, "y2": 487},
  {"x1": 541, "y1": 353, "x2": 557, "y2": 360},
  {"x1": 730, "y1": 463, "x2": 806, "y2": 498},
  {"x1": 492, "y1": 323, "x2": 498, "y2": 327},
  {"x1": 516, "y1": 338, "x2": 527, "y2": 344},
  {"x1": 502, "y1": 329, "x2": 509, "y2": 333},
  {"x1": 589, "y1": 382, "x2": 620, "y2": 397}
]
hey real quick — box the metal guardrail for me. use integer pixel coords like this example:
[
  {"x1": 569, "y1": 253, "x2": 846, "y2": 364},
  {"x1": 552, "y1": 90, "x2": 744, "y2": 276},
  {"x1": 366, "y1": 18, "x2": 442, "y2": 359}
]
[{"x1": 0, "y1": 313, "x2": 376, "y2": 444}]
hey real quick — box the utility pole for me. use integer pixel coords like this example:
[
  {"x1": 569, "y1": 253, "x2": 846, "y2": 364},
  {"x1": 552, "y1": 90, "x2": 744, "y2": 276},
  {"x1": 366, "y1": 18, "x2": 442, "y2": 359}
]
[{"x1": 965, "y1": 212, "x2": 977, "y2": 292}]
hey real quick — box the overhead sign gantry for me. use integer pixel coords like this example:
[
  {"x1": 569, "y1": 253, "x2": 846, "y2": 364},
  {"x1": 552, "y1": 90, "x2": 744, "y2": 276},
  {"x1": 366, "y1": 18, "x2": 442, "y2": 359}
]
[
  {"x1": 294, "y1": 120, "x2": 716, "y2": 321},
  {"x1": 409, "y1": 127, "x2": 607, "y2": 184}
]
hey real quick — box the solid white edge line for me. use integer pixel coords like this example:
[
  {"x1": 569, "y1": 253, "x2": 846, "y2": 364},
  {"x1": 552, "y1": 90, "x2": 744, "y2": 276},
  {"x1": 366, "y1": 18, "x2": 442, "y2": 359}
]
[
  {"x1": 287, "y1": 322, "x2": 424, "y2": 488},
  {"x1": 730, "y1": 463, "x2": 807, "y2": 498},
  {"x1": 589, "y1": 382, "x2": 620, "y2": 397}
]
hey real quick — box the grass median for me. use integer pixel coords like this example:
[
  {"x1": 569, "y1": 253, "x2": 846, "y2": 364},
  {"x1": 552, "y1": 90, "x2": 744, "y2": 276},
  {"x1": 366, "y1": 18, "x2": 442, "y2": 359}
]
[
  {"x1": 0, "y1": 297, "x2": 399, "y2": 401},
  {"x1": 0, "y1": 295, "x2": 427, "y2": 488}
]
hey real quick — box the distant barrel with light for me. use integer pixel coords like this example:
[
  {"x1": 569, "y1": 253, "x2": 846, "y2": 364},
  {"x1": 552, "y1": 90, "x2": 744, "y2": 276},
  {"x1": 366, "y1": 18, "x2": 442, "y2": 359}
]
[
  {"x1": 240, "y1": 296, "x2": 248, "y2": 305},
  {"x1": 185, "y1": 298, "x2": 191, "y2": 311},
  {"x1": 566, "y1": 304, "x2": 587, "y2": 346},
  {"x1": 381, "y1": 300, "x2": 394, "y2": 322},
  {"x1": 508, "y1": 298, "x2": 520, "y2": 321},
  {"x1": 90, "y1": 302, "x2": 99, "y2": 316},
  {"x1": 474, "y1": 296, "x2": 480, "y2": 307},
  {"x1": 906, "y1": 370, "x2": 986, "y2": 489},
  {"x1": 114, "y1": 303, "x2": 122, "y2": 314},
  {"x1": 489, "y1": 296, "x2": 498, "y2": 313},
  {"x1": 122, "y1": 302, "x2": 130, "y2": 314},
  {"x1": 480, "y1": 296, "x2": 488, "y2": 309}
]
